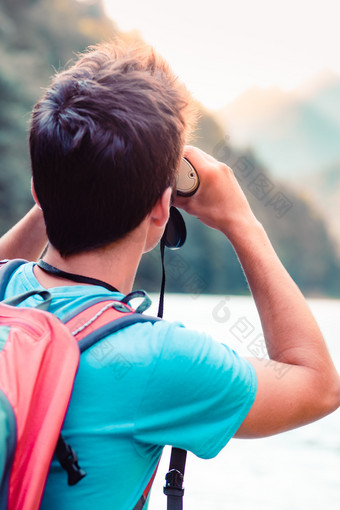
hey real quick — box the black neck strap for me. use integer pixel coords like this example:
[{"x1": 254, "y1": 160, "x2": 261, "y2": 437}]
[
  {"x1": 157, "y1": 234, "x2": 166, "y2": 318},
  {"x1": 37, "y1": 260, "x2": 120, "y2": 293}
]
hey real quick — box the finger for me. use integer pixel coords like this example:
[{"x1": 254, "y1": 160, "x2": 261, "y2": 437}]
[{"x1": 183, "y1": 146, "x2": 218, "y2": 166}]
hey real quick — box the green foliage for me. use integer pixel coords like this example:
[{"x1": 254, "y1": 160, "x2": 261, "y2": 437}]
[{"x1": 0, "y1": 0, "x2": 118, "y2": 231}]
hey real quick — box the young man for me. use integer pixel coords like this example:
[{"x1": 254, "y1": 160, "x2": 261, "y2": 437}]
[{"x1": 1, "y1": 41, "x2": 339, "y2": 509}]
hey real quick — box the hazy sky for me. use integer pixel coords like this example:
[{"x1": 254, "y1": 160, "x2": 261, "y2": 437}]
[{"x1": 103, "y1": 0, "x2": 340, "y2": 110}]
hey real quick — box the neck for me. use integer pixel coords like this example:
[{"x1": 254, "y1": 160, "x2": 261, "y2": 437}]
[{"x1": 34, "y1": 229, "x2": 147, "y2": 295}]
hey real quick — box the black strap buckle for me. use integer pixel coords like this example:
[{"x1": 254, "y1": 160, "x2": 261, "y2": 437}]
[
  {"x1": 56, "y1": 436, "x2": 86, "y2": 486},
  {"x1": 163, "y1": 469, "x2": 185, "y2": 497}
]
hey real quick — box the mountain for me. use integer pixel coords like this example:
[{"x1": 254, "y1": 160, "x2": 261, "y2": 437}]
[
  {"x1": 216, "y1": 71, "x2": 340, "y2": 180},
  {"x1": 301, "y1": 162, "x2": 340, "y2": 252}
]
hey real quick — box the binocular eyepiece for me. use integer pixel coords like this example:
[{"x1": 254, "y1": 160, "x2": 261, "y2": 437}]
[
  {"x1": 164, "y1": 158, "x2": 199, "y2": 249},
  {"x1": 176, "y1": 158, "x2": 200, "y2": 197}
]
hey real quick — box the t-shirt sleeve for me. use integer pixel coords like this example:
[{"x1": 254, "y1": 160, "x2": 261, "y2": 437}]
[{"x1": 133, "y1": 321, "x2": 257, "y2": 459}]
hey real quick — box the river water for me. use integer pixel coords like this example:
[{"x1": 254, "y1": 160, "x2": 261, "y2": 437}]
[{"x1": 146, "y1": 294, "x2": 340, "y2": 510}]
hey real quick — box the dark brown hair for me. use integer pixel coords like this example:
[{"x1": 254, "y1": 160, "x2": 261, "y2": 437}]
[{"x1": 30, "y1": 41, "x2": 197, "y2": 256}]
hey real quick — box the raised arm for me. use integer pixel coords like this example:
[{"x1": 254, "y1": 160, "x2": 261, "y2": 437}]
[
  {"x1": 0, "y1": 205, "x2": 47, "y2": 261},
  {"x1": 175, "y1": 146, "x2": 340, "y2": 438}
]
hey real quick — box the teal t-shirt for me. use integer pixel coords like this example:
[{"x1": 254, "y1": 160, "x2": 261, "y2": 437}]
[{"x1": 4, "y1": 262, "x2": 257, "y2": 509}]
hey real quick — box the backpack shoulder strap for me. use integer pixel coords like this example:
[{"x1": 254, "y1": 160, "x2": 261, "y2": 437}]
[
  {"x1": 61, "y1": 291, "x2": 161, "y2": 353},
  {"x1": 0, "y1": 259, "x2": 28, "y2": 301},
  {"x1": 77, "y1": 312, "x2": 161, "y2": 353}
]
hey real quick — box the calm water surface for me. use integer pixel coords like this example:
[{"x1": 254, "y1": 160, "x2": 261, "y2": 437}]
[{"x1": 146, "y1": 294, "x2": 340, "y2": 510}]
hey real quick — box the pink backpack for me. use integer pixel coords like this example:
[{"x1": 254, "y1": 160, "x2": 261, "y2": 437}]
[{"x1": 0, "y1": 259, "x2": 159, "y2": 510}]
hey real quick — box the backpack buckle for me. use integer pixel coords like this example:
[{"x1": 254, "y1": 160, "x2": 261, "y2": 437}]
[
  {"x1": 56, "y1": 436, "x2": 86, "y2": 486},
  {"x1": 163, "y1": 469, "x2": 185, "y2": 497}
]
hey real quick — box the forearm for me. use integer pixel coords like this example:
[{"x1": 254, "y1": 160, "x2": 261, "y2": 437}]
[
  {"x1": 0, "y1": 205, "x2": 47, "y2": 261},
  {"x1": 227, "y1": 218, "x2": 333, "y2": 369}
]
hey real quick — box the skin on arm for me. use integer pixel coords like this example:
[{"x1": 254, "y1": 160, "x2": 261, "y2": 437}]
[
  {"x1": 0, "y1": 204, "x2": 47, "y2": 261},
  {"x1": 174, "y1": 146, "x2": 340, "y2": 439}
]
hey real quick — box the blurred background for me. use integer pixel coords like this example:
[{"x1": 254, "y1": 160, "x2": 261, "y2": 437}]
[{"x1": 1, "y1": 0, "x2": 340, "y2": 297}]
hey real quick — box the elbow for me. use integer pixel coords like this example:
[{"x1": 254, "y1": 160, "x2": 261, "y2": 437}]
[
  {"x1": 329, "y1": 376, "x2": 340, "y2": 412},
  {"x1": 303, "y1": 363, "x2": 340, "y2": 422},
  {"x1": 318, "y1": 371, "x2": 340, "y2": 417}
]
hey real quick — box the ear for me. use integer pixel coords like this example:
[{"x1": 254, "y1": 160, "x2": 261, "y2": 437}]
[
  {"x1": 31, "y1": 179, "x2": 42, "y2": 210},
  {"x1": 150, "y1": 187, "x2": 172, "y2": 228},
  {"x1": 143, "y1": 187, "x2": 172, "y2": 253}
]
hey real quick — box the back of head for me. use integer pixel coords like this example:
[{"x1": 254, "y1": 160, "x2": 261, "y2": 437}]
[{"x1": 30, "y1": 41, "x2": 196, "y2": 256}]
